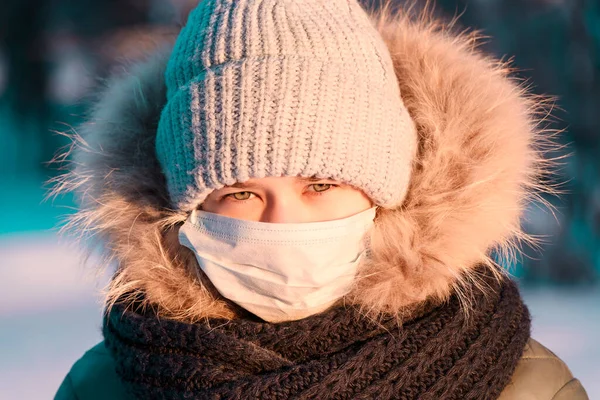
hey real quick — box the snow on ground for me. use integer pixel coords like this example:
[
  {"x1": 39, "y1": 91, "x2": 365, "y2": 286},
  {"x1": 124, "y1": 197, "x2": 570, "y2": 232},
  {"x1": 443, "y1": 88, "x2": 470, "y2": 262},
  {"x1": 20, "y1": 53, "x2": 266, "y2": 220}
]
[{"x1": 1, "y1": 233, "x2": 598, "y2": 399}]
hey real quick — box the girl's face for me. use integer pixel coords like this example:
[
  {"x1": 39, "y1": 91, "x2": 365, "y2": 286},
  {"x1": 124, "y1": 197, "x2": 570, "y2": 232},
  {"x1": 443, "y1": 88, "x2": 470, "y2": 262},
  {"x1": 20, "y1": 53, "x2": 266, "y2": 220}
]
[{"x1": 200, "y1": 176, "x2": 374, "y2": 222}]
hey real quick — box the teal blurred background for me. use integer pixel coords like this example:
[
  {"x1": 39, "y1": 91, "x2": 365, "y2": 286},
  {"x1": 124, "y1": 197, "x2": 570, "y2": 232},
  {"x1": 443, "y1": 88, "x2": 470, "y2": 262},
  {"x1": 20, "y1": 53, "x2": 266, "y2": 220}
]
[{"x1": 0, "y1": 0, "x2": 598, "y2": 398}]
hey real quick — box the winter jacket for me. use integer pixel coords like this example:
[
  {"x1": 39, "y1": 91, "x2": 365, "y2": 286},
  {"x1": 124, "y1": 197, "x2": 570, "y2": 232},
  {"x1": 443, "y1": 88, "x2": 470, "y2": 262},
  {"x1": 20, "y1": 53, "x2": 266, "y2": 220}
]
[{"x1": 52, "y1": 4, "x2": 588, "y2": 400}]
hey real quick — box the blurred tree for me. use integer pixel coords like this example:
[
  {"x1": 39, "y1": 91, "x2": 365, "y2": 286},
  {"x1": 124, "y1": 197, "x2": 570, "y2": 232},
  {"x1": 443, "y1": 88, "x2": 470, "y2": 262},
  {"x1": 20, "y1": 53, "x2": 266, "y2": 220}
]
[
  {"x1": 0, "y1": 0, "x2": 178, "y2": 179},
  {"x1": 0, "y1": 0, "x2": 52, "y2": 178}
]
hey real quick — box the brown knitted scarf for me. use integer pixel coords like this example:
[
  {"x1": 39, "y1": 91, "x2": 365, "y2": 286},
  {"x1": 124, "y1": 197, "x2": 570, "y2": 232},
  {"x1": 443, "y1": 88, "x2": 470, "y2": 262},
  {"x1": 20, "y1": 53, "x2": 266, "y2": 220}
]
[{"x1": 103, "y1": 267, "x2": 531, "y2": 399}]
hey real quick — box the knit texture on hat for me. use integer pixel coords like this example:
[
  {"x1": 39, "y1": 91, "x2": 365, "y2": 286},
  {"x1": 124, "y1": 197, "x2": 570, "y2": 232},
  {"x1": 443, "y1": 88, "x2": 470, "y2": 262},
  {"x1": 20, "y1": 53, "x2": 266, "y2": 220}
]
[{"x1": 155, "y1": 0, "x2": 418, "y2": 211}]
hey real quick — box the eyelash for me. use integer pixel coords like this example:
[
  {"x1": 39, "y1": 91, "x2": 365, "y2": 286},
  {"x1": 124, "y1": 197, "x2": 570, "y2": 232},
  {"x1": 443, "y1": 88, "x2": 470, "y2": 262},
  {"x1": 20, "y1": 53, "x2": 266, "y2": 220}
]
[{"x1": 223, "y1": 184, "x2": 338, "y2": 202}]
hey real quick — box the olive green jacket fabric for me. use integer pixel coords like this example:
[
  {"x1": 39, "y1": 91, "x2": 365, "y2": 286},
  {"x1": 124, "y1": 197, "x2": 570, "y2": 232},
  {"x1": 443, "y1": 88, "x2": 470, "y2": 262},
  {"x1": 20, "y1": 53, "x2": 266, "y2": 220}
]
[
  {"x1": 498, "y1": 339, "x2": 589, "y2": 400},
  {"x1": 55, "y1": 338, "x2": 588, "y2": 400}
]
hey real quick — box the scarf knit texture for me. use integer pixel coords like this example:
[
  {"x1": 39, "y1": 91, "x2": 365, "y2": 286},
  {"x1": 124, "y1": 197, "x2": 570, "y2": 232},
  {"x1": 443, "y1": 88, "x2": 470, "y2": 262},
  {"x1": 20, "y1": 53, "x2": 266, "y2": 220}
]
[{"x1": 103, "y1": 268, "x2": 531, "y2": 400}]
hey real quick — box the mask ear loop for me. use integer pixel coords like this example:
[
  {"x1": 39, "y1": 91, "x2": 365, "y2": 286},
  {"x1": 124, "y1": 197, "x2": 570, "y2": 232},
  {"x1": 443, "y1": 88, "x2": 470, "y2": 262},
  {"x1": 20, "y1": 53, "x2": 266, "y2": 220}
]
[
  {"x1": 362, "y1": 205, "x2": 379, "y2": 260},
  {"x1": 373, "y1": 205, "x2": 382, "y2": 219}
]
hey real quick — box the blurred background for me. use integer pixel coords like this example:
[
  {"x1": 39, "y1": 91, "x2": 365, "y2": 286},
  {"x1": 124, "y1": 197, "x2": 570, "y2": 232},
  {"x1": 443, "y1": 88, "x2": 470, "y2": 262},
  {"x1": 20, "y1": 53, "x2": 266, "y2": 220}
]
[{"x1": 0, "y1": 0, "x2": 598, "y2": 398}]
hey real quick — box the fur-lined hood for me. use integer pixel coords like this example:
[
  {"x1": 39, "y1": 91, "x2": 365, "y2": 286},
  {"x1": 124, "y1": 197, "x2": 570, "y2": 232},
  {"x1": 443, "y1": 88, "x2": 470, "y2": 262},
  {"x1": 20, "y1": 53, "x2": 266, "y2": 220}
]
[{"x1": 50, "y1": 5, "x2": 563, "y2": 322}]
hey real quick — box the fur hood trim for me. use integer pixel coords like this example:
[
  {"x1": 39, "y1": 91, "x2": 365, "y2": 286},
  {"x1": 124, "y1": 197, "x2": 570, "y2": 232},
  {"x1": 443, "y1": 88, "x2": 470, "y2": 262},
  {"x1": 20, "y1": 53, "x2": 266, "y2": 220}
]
[{"x1": 49, "y1": 5, "x2": 564, "y2": 322}]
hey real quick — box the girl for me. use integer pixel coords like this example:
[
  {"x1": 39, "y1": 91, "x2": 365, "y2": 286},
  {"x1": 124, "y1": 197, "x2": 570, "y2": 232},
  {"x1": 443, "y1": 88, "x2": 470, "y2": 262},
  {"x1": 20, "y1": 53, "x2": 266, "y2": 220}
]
[{"x1": 53, "y1": 0, "x2": 588, "y2": 398}]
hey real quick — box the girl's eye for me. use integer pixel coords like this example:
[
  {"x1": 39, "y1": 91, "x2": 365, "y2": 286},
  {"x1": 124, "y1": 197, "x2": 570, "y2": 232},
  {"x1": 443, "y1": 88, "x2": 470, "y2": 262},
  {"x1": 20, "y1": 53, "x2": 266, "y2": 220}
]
[
  {"x1": 228, "y1": 191, "x2": 254, "y2": 201},
  {"x1": 309, "y1": 183, "x2": 332, "y2": 193}
]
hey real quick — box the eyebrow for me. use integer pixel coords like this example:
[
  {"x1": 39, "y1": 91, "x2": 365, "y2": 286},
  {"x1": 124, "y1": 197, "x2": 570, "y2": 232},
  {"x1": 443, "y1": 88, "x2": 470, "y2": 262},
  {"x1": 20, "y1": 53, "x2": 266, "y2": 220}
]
[{"x1": 228, "y1": 176, "x2": 328, "y2": 189}]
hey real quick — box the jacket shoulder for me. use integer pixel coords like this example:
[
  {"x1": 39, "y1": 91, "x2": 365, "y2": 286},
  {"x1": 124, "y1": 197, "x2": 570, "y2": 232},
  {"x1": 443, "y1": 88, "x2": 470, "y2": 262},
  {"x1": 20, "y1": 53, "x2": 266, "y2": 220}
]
[
  {"x1": 55, "y1": 341, "x2": 129, "y2": 400},
  {"x1": 499, "y1": 338, "x2": 589, "y2": 400}
]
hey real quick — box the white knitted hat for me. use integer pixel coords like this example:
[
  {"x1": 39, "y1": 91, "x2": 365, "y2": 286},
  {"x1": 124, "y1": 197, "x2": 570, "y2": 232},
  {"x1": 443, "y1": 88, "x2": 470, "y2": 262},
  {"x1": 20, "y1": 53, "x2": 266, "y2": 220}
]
[{"x1": 156, "y1": 0, "x2": 418, "y2": 211}]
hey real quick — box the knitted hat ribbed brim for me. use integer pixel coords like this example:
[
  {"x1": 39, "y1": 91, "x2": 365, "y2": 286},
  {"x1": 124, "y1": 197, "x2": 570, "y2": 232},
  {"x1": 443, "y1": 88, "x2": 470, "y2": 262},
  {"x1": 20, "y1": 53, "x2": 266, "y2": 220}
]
[{"x1": 156, "y1": 0, "x2": 418, "y2": 211}]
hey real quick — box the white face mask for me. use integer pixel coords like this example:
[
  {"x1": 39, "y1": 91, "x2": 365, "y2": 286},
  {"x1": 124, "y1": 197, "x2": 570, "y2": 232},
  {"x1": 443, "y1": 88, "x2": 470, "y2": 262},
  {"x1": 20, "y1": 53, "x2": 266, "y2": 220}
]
[{"x1": 178, "y1": 206, "x2": 377, "y2": 323}]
